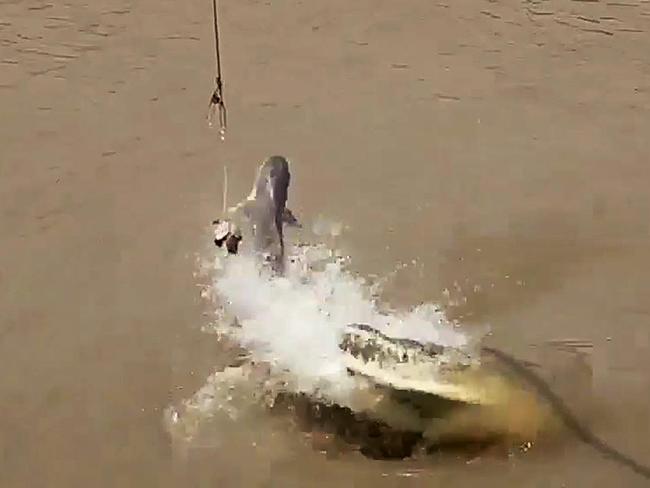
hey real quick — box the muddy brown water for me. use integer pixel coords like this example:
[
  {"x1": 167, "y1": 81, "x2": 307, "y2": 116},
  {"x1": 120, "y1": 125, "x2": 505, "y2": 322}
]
[{"x1": 2, "y1": 0, "x2": 650, "y2": 486}]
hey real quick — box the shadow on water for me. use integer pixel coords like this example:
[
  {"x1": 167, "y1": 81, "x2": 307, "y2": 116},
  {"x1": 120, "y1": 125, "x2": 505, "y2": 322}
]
[
  {"x1": 268, "y1": 347, "x2": 650, "y2": 482},
  {"x1": 266, "y1": 356, "x2": 548, "y2": 461},
  {"x1": 415, "y1": 211, "x2": 649, "y2": 480},
  {"x1": 269, "y1": 390, "x2": 494, "y2": 461},
  {"x1": 482, "y1": 346, "x2": 650, "y2": 481}
]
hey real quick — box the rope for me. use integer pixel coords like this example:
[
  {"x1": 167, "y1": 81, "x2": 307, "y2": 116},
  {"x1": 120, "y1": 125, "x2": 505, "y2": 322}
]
[
  {"x1": 207, "y1": 0, "x2": 227, "y2": 140},
  {"x1": 222, "y1": 165, "x2": 228, "y2": 213}
]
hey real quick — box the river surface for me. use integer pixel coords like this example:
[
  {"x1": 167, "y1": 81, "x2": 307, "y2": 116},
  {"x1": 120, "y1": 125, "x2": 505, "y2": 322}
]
[{"x1": 2, "y1": 0, "x2": 650, "y2": 486}]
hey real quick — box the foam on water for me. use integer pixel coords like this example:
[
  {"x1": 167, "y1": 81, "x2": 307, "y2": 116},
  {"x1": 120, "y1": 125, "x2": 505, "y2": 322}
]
[
  {"x1": 167, "y1": 231, "x2": 554, "y2": 450},
  {"x1": 205, "y1": 240, "x2": 477, "y2": 405}
]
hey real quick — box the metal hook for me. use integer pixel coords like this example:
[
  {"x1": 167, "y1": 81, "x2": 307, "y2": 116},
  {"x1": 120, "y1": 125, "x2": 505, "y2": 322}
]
[{"x1": 207, "y1": 79, "x2": 227, "y2": 140}]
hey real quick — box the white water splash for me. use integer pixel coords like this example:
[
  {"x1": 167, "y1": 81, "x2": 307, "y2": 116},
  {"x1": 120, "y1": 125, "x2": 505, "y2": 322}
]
[
  {"x1": 206, "y1": 241, "x2": 476, "y2": 403},
  {"x1": 166, "y1": 237, "x2": 488, "y2": 443}
]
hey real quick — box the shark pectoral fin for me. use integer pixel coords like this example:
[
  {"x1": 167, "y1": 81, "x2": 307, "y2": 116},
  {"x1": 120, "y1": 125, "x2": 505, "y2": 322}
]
[{"x1": 282, "y1": 208, "x2": 301, "y2": 227}]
